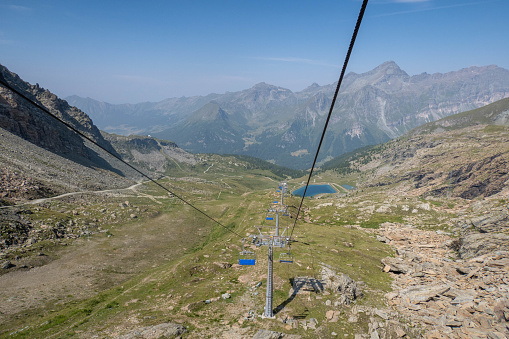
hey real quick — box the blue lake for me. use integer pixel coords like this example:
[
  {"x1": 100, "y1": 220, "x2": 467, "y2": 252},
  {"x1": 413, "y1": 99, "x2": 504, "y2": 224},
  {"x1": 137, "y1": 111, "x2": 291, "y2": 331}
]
[{"x1": 292, "y1": 184, "x2": 337, "y2": 197}]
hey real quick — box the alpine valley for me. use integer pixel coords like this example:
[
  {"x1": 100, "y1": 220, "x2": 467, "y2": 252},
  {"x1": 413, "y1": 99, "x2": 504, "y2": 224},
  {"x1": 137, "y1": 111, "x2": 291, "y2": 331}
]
[
  {"x1": 1, "y1": 61, "x2": 509, "y2": 339},
  {"x1": 67, "y1": 61, "x2": 509, "y2": 169}
]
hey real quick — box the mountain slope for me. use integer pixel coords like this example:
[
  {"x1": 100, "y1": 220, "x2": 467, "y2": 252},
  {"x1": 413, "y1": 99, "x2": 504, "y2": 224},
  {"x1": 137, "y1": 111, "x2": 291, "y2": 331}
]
[
  {"x1": 158, "y1": 102, "x2": 246, "y2": 154},
  {"x1": 70, "y1": 62, "x2": 509, "y2": 169},
  {"x1": 0, "y1": 65, "x2": 116, "y2": 158},
  {"x1": 321, "y1": 97, "x2": 509, "y2": 199}
]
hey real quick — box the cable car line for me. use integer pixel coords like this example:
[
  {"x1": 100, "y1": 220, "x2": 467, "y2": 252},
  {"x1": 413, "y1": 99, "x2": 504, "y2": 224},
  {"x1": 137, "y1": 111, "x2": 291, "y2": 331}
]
[
  {"x1": 289, "y1": 0, "x2": 369, "y2": 239},
  {"x1": 0, "y1": 75, "x2": 242, "y2": 239},
  {"x1": 1, "y1": 0, "x2": 370, "y2": 303}
]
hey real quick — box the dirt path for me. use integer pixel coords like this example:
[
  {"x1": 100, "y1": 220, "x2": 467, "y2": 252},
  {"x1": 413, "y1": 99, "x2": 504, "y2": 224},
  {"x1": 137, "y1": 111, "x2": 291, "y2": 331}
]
[
  {"x1": 204, "y1": 163, "x2": 214, "y2": 173},
  {"x1": 0, "y1": 181, "x2": 146, "y2": 209}
]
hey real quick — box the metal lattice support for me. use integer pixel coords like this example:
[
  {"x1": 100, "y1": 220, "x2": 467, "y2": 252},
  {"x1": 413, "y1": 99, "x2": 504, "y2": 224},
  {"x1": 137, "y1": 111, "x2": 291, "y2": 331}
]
[
  {"x1": 242, "y1": 182, "x2": 293, "y2": 319},
  {"x1": 263, "y1": 237, "x2": 274, "y2": 318}
]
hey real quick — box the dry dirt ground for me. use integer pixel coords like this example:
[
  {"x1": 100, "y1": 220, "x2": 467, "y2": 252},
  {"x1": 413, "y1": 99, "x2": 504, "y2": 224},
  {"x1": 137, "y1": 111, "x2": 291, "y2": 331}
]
[{"x1": 0, "y1": 212, "x2": 208, "y2": 325}]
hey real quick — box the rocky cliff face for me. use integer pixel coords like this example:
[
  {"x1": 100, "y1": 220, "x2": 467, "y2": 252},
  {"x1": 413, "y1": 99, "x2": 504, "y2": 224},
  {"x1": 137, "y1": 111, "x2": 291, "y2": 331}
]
[
  {"x1": 0, "y1": 64, "x2": 114, "y2": 158},
  {"x1": 0, "y1": 64, "x2": 137, "y2": 204}
]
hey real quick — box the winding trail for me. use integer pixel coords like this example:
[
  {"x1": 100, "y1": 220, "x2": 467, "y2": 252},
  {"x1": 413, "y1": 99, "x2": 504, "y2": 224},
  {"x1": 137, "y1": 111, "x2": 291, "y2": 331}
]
[
  {"x1": 0, "y1": 181, "x2": 147, "y2": 209},
  {"x1": 204, "y1": 163, "x2": 214, "y2": 173}
]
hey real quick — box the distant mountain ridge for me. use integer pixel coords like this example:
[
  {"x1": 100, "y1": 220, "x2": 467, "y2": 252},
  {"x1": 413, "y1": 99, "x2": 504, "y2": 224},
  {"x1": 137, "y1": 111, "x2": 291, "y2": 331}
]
[{"x1": 67, "y1": 61, "x2": 509, "y2": 169}]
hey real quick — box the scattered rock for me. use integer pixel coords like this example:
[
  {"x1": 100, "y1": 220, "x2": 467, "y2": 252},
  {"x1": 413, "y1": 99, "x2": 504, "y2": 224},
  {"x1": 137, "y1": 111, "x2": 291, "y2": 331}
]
[
  {"x1": 395, "y1": 327, "x2": 406, "y2": 337},
  {"x1": 494, "y1": 299, "x2": 509, "y2": 323},
  {"x1": 214, "y1": 262, "x2": 232, "y2": 269},
  {"x1": 378, "y1": 219, "x2": 509, "y2": 338},
  {"x1": 119, "y1": 322, "x2": 186, "y2": 339},
  {"x1": 252, "y1": 329, "x2": 283, "y2": 339}
]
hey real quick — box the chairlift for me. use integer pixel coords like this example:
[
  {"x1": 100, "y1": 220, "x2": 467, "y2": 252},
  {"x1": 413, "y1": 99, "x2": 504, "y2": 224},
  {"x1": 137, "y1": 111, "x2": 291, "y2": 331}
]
[
  {"x1": 266, "y1": 211, "x2": 274, "y2": 220},
  {"x1": 239, "y1": 239, "x2": 256, "y2": 265},
  {"x1": 239, "y1": 251, "x2": 256, "y2": 265},
  {"x1": 279, "y1": 252, "x2": 294, "y2": 264}
]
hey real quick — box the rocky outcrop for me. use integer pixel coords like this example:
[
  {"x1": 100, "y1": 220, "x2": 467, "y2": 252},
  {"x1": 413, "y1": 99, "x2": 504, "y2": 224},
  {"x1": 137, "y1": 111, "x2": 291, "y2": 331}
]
[
  {"x1": 320, "y1": 265, "x2": 363, "y2": 304},
  {"x1": 458, "y1": 233, "x2": 509, "y2": 259},
  {"x1": 119, "y1": 322, "x2": 186, "y2": 339},
  {"x1": 455, "y1": 199, "x2": 509, "y2": 259},
  {"x1": 452, "y1": 153, "x2": 509, "y2": 199},
  {"x1": 0, "y1": 63, "x2": 115, "y2": 158}
]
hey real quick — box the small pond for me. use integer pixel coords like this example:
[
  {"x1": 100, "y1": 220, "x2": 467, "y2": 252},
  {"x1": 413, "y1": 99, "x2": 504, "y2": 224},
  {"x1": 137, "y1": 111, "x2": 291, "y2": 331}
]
[
  {"x1": 292, "y1": 184, "x2": 337, "y2": 197},
  {"x1": 342, "y1": 184, "x2": 356, "y2": 190}
]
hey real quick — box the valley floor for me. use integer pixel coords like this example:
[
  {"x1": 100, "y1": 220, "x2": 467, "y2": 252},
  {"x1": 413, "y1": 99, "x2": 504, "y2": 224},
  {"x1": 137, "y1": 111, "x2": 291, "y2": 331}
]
[{"x1": 0, "y1": 172, "x2": 508, "y2": 338}]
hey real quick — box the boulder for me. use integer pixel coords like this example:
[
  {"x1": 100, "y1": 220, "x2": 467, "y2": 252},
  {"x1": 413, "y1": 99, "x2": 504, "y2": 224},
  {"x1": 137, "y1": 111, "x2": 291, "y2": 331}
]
[
  {"x1": 458, "y1": 233, "x2": 509, "y2": 259},
  {"x1": 381, "y1": 257, "x2": 412, "y2": 274},
  {"x1": 398, "y1": 284, "x2": 450, "y2": 304},
  {"x1": 494, "y1": 299, "x2": 509, "y2": 323},
  {"x1": 214, "y1": 262, "x2": 232, "y2": 269}
]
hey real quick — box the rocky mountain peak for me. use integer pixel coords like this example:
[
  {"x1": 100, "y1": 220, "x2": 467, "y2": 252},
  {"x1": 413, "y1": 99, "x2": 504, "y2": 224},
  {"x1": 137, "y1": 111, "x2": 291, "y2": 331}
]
[
  {"x1": 301, "y1": 82, "x2": 321, "y2": 93},
  {"x1": 375, "y1": 61, "x2": 407, "y2": 75}
]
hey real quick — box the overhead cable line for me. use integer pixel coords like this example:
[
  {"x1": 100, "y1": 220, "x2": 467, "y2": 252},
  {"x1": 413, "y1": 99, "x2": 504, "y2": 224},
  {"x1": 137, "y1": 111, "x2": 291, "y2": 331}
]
[
  {"x1": 289, "y1": 0, "x2": 369, "y2": 238},
  {"x1": 0, "y1": 74, "x2": 242, "y2": 239}
]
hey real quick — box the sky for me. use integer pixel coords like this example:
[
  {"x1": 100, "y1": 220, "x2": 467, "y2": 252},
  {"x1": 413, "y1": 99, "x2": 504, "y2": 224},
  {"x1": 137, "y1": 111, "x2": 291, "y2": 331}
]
[{"x1": 1, "y1": 0, "x2": 508, "y2": 104}]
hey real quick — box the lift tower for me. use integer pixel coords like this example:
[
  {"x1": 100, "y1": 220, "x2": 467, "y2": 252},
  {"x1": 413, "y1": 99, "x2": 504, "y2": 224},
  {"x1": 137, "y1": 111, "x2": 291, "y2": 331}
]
[
  {"x1": 260, "y1": 182, "x2": 293, "y2": 318},
  {"x1": 239, "y1": 182, "x2": 293, "y2": 318}
]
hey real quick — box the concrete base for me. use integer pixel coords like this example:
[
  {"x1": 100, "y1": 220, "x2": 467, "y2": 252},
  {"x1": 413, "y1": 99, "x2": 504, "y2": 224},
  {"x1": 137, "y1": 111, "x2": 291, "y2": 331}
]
[{"x1": 260, "y1": 314, "x2": 276, "y2": 319}]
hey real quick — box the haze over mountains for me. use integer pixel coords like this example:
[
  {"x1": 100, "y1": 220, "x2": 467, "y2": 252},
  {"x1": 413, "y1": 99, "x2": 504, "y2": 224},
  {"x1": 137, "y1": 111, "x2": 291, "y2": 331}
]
[
  {"x1": 0, "y1": 63, "x2": 302, "y2": 203},
  {"x1": 67, "y1": 61, "x2": 509, "y2": 169}
]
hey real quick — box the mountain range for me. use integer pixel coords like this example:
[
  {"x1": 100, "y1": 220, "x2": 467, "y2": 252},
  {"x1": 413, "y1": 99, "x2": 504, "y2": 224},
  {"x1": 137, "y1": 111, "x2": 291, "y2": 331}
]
[
  {"x1": 0, "y1": 63, "x2": 302, "y2": 204},
  {"x1": 67, "y1": 61, "x2": 509, "y2": 169}
]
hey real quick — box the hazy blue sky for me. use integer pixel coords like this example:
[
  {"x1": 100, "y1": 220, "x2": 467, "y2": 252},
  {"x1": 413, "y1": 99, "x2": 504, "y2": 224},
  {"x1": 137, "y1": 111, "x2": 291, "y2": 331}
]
[{"x1": 1, "y1": 0, "x2": 507, "y2": 103}]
